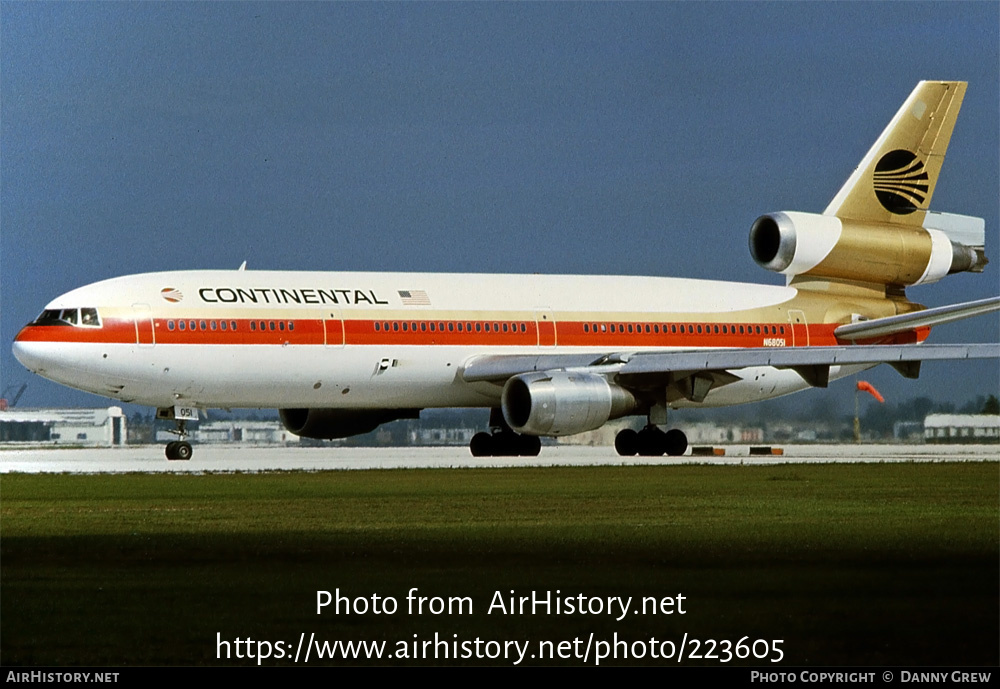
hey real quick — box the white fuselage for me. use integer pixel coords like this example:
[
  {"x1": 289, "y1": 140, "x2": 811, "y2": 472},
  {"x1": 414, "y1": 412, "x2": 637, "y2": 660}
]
[{"x1": 13, "y1": 269, "x2": 869, "y2": 412}]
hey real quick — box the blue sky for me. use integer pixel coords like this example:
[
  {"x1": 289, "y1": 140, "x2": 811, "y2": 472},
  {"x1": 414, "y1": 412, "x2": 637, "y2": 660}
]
[{"x1": 2, "y1": 2, "x2": 997, "y2": 410}]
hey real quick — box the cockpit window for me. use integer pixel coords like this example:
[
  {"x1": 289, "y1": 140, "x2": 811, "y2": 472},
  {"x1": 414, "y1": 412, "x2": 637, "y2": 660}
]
[{"x1": 32, "y1": 308, "x2": 101, "y2": 327}]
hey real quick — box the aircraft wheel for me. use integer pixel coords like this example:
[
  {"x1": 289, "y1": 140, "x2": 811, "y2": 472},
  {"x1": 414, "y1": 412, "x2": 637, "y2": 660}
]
[
  {"x1": 614, "y1": 429, "x2": 638, "y2": 456},
  {"x1": 166, "y1": 441, "x2": 192, "y2": 460},
  {"x1": 470, "y1": 432, "x2": 493, "y2": 457},
  {"x1": 494, "y1": 433, "x2": 519, "y2": 457},
  {"x1": 664, "y1": 429, "x2": 688, "y2": 457},
  {"x1": 637, "y1": 427, "x2": 666, "y2": 457},
  {"x1": 518, "y1": 434, "x2": 541, "y2": 457}
]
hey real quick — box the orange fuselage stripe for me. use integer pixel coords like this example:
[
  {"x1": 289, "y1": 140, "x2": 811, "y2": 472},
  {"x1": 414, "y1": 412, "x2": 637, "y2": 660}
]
[{"x1": 16, "y1": 317, "x2": 924, "y2": 348}]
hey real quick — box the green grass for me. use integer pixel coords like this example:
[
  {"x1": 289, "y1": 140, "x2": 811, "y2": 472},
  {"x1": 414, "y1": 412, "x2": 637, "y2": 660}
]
[{"x1": 2, "y1": 463, "x2": 997, "y2": 666}]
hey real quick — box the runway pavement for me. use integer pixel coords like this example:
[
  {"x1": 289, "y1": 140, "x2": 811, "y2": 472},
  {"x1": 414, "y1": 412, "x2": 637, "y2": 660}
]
[{"x1": 1, "y1": 443, "x2": 996, "y2": 473}]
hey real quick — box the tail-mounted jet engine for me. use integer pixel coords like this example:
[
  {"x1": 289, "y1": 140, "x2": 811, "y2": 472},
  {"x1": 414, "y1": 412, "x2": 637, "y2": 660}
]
[
  {"x1": 501, "y1": 371, "x2": 637, "y2": 437},
  {"x1": 749, "y1": 211, "x2": 987, "y2": 286}
]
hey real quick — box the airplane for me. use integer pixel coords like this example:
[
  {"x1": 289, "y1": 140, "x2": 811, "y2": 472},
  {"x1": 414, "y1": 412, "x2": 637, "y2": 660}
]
[{"x1": 12, "y1": 80, "x2": 1000, "y2": 460}]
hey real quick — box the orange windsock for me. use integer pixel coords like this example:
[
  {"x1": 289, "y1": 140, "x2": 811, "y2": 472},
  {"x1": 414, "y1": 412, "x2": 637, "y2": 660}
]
[{"x1": 856, "y1": 380, "x2": 885, "y2": 403}]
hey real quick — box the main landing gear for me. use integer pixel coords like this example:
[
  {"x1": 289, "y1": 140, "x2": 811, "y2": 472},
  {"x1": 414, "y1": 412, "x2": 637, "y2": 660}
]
[
  {"x1": 469, "y1": 409, "x2": 542, "y2": 457},
  {"x1": 614, "y1": 425, "x2": 688, "y2": 457}
]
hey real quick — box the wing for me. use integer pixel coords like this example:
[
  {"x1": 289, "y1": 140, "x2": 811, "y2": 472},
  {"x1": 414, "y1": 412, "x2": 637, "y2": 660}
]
[
  {"x1": 464, "y1": 342, "x2": 999, "y2": 394},
  {"x1": 464, "y1": 296, "x2": 1000, "y2": 399}
]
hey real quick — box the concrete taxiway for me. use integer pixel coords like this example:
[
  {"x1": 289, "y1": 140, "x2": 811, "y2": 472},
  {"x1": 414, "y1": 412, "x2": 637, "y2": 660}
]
[{"x1": 0, "y1": 443, "x2": 996, "y2": 473}]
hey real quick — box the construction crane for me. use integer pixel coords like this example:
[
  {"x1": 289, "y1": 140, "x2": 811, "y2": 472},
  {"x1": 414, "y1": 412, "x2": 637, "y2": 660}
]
[{"x1": 0, "y1": 383, "x2": 27, "y2": 410}]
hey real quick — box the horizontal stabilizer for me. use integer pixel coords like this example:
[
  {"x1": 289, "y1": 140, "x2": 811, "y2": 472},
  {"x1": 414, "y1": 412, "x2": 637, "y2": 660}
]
[{"x1": 834, "y1": 296, "x2": 1000, "y2": 341}]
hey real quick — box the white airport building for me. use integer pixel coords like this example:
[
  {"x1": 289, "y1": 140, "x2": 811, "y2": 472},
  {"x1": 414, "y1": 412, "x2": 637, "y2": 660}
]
[
  {"x1": 924, "y1": 414, "x2": 1000, "y2": 443},
  {"x1": 0, "y1": 407, "x2": 128, "y2": 446},
  {"x1": 155, "y1": 420, "x2": 301, "y2": 445}
]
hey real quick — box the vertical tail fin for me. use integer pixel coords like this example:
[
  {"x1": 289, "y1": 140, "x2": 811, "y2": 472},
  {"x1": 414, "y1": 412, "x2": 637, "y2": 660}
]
[{"x1": 823, "y1": 81, "x2": 966, "y2": 225}]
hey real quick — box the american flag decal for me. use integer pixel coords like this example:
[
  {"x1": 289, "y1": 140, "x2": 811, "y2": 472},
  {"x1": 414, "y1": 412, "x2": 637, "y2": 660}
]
[{"x1": 398, "y1": 289, "x2": 431, "y2": 305}]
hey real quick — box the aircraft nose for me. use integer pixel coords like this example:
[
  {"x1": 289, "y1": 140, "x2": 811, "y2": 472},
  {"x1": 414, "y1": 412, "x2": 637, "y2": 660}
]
[{"x1": 12, "y1": 327, "x2": 47, "y2": 373}]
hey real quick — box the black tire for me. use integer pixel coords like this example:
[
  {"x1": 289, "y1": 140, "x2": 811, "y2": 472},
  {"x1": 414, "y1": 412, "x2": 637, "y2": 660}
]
[
  {"x1": 615, "y1": 428, "x2": 639, "y2": 456},
  {"x1": 637, "y1": 427, "x2": 666, "y2": 457},
  {"x1": 175, "y1": 441, "x2": 193, "y2": 460},
  {"x1": 664, "y1": 429, "x2": 688, "y2": 456},
  {"x1": 493, "y1": 433, "x2": 517, "y2": 457},
  {"x1": 165, "y1": 441, "x2": 178, "y2": 460},
  {"x1": 518, "y1": 434, "x2": 541, "y2": 457},
  {"x1": 470, "y1": 432, "x2": 493, "y2": 457}
]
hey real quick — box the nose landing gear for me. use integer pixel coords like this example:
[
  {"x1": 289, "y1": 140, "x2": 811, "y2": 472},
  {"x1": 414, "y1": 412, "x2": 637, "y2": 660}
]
[
  {"x1": 156, "y1": 407, "x2": 197, "y2": 460},
  {"x1": 165, "y1": 438, "x2": 193, "y2": 460}
]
